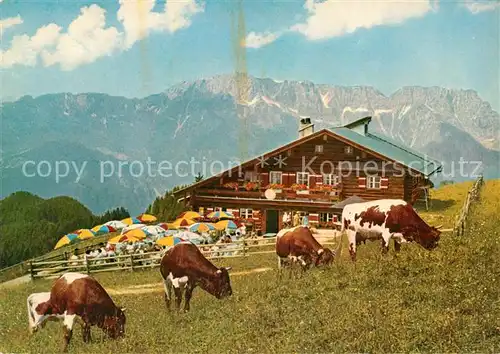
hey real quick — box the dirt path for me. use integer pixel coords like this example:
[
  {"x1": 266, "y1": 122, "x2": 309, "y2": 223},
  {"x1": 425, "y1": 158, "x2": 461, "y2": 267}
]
[{"x1": 106, "y1": 267, "x2": 272, "y2": 295}]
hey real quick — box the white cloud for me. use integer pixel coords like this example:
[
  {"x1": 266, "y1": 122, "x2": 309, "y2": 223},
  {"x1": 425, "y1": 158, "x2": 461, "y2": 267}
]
[
  {"x1": 42, "y1": 5, "x2": 123, "y2": 70},
  {"x1": 245, "y1": 0, "x2": 436, "y2": 49},
  {"x1": 464, "y1": 0, "x2": 500, "y2": 14},
  {"x1": 292, "y1": 0, "x2": 434, "y2": 40},
  {"x1": 0, "y1": 15, "x2": 23, "y2": 38},
  {"x1": 244, "y1": 31, "x2": 281, "y2": 48},
  {"x1": 1, "y1": 0, "x2": 204, "y2": 70},
  {"x1": 117, "y1": 0, "x2": 204, "y2": 49}
]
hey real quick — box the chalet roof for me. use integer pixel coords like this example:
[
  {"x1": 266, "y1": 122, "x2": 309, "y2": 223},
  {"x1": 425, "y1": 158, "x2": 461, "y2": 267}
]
[
  {"x1": 328, "y1": 117, "x2": 442, "y2": 176},
  {"x1": 173, "y1": 117, "x2": 442, "y2": 195}
]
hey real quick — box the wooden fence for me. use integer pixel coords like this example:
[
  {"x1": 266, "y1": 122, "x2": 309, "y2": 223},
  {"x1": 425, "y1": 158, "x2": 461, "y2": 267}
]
[
  {"x1": 453, "y1": 175, "x2": 484, "y2": 237},
  {"x1": 29, "y1": 236, "x2": 339, "y2": 280}
]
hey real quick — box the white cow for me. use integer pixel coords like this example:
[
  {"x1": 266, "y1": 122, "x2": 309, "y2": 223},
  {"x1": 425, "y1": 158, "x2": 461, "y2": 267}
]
[{"x1": 27, "y1": 292, "x2": 65, "y2": 333}]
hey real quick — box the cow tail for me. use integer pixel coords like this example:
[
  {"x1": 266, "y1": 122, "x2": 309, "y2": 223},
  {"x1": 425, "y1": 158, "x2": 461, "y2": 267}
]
[{"x1": 336, "y1": 215, "x2": 345, "y2": 258}]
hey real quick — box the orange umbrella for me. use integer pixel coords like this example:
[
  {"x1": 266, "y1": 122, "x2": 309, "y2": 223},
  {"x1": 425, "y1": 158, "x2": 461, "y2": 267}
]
[
  {"x1": 178, "y1": 211, "x2": 202, "y2": 220},
  {"x1": 123, "y1": 228, "x2": 148, "y2": 239},
  {"x1": 108, "y1": 234, "x2": 141, "y2": 244},
  {"x1": 137, "y1": 214, "x2": 157, "y2": 223}
]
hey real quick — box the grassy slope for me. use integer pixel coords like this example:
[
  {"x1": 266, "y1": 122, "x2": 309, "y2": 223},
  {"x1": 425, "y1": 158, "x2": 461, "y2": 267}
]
[{"x1": 1, "y1": 181, "x2": 499, "y2": 353}]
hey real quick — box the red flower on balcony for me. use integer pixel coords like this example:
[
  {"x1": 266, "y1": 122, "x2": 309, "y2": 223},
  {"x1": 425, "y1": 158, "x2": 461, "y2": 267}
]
[
  {"x1": 265, "y1": 183, "x2": 284, "y2": 190},
  {"x1": 223, "y1": 182, "x2": 239, "y2": 191},
  {"x1": 318, "y1": 184, "x2": 334, "y2": 192},
  {"x1": 244, "y1": 181, "x2": 260, "y2": 191},
  {"x1": 291, "y1": 183, "x2": 308, "y2": 191}
]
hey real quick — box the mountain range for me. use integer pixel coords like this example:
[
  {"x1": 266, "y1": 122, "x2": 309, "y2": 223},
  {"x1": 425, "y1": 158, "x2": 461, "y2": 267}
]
[{"x1": 1, "y1": 74, "x2": 499, "y2": 214}]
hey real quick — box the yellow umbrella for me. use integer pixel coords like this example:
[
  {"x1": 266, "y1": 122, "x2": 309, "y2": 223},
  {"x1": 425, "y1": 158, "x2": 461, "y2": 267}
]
[
  {"x1": 121, "y1": 217, "x2": 141, "y2": 225},
  {"x1": 207, "y1": 211, "x2": 234, "y2": 219},
  {"x1": 54, "y1": 234, "x2": 80, "y2": 249},
  {"x1": 214, "y1": 220, "x2": 238, "y2": 231},
  {"x1": 137, "y1": 214, "x2": 157, "y2": 223},
  {"x1": 171, "y1": 218, "x2": 195, "y2": 228},
  {"x1": 75, "y1": 229, "x2": 95, "y2": 240},
  {"x1": 188, "y1": 222, "x2": 216, "y2": 233},
  {"x1": 91, "y1": 224, "x2": 104, "y2": 233},
  {"x1": 156, "y1": 236, "x2": 186, "y2": 247},
  {"x1": 178, "y1": 211, "x2": 202, "y2": 220},
  {"x1": 108, "y1": 234, "x2": 142, "y2": 244},
  {"x1": 123, "y1": 228, "x2": 148, "y2": 239}
]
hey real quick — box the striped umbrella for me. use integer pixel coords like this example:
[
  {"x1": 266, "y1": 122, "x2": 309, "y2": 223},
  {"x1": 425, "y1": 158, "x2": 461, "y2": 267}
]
[
  {"x1": 170, "y1": 218, "x2": 195, "y2": 229},
  {"x1": 137, "y1": 214, "x2": 157, "y2": 223},
  {"x1": 178, "y1": 211, "x2": 202, "y2": 220},
  {"x1": 91, "y1": 224, "x2": 116, "y2": 235},
  {"x1": 54, "y1": 234, "x2": 81, "y2": 249},
  {"x1": 156, "y1": 236, "x2": 188, "y2": 247},
  {"x1": 214, "y1": 219, "x2": 238, "y2": 230},
  {"x1": 108, "y1": 234, "x2": 142, "y2": 244},
  {"x1": 121, "y1": 217, "x2": 141, "y2": 225},
  {"x1": 75, "y1": 229, "x2": 96, "y2": 240},
  {"x1": 123, "y1": 228, "x2": 149, "y2": 239},
  {"x1": 157, "y1": 222, "x2": 169, "y2": 231},
  {"x1": 207, "y1": 211, "x2": 234, "y2": 219},
  {"x1": 104, "y1": 220, "x2": 127, "y2": 230},
  {"x1": 188, "y1": 222, "x2": 215, "y2": 233}
]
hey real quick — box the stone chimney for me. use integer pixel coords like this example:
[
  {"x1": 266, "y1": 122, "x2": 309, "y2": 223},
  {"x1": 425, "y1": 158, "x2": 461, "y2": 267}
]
[
  {"x1": 344, "y1": 116, "x2": 372, "y2": 136},
  {"x1": 298, "y1": 117, "x2": 314, "y2": 138}
]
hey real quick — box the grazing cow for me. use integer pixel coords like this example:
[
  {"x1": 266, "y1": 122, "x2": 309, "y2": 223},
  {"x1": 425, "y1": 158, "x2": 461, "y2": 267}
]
[
  {"x1": 159, "y1": 242, "x2": 232, "y2": 312},
  {"x1": 34, "y1": 272, "x2": 126, "y2": 352},
  {"x1": 341, "y1": 199, "x2": 441, "y2": 261},
  {"x1": 275, "y1": 226, "x2": 336, "y2": 271},
  {"x1": 27, "y1": 292, "x2": 65, "y2": 334}
]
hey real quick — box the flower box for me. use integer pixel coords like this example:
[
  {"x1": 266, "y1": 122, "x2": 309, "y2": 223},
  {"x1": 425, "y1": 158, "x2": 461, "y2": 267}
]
[{"x1": 297, "y1": 190, "x2": 310, "y2": 195}]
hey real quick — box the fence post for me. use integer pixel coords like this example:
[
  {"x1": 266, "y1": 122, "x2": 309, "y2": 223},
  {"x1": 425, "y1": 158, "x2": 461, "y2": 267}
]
[
  {"x1": 29, "y1": 261, "x2": 34, "y2": 280},
  {"x1": 130, "y1": 254, "x2": 134, "y2": 272},
  {"x1": 85, "y1": 255, "x2": 90, "y2": 274}
]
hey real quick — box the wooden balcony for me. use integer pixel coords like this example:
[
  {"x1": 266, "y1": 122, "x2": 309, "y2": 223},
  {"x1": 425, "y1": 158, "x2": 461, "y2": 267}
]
[{"x1": 197, "y1": 186, "x2": 342, "y2": 203}]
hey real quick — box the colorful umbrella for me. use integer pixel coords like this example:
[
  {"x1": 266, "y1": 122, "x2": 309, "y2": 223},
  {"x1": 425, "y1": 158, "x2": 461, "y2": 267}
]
[
  {"x1": 120, "y1": 223, "x2": 146, "y2": 235},
  {"x1": 178, "y1": 211, "x2": 202, "y2": 220},
  {"x1": 91, "y1": 224, "x2": 116, "y2": 234},
  {"x1": 104, "y1": 220, "x2": 127, "y2": 230},
  {"x1": 142, "y1": 225, "x2": 167, "y2": 236},
  {"x1": 156, "y1": 236, "x2": 188, "y2": 247},
  {"x1": 74, "y1": 229, "x2": 96, "y2": 240},
  {"x1": 108, "y1": 234, "x2": 142, "y2": 244},
  {"x1": 176, "y1": 231, "x2": 207, "y2": 244},
  {"x1": 214, "y1": 219, "x2": 238, "y2": 230},
  {"x1": 137, "y1": 214, "x2": 157, "y2": 223},
  {"x1": 188, "y1": 222, "x2": 215, "y2": 233},
  {"x1": 207, "y1": 211, "x2": 234, "y2": 219},
  {"x1": 121, "y1": 217, "x2": 141, "y2": 225},
  {"x1": 157, "y1": 222, "x2": 169, "y2": 231},
  {"x1": 171, "y1": 218, "x2": 195, "y2": 229},
  {"x1": 122, "y1": 228, "x2": 149, "y2": 239},
  {"x1": 54, "y1": 234, "x2": 81, "y2": 249}
]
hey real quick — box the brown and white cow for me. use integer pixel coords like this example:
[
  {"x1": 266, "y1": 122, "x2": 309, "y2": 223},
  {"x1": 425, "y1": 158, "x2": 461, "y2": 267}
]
[
  {"x1": 275, "y1": 226, "x2": 336, "y2": 271},
  {"x1": 159, "y1": 242, "x2": 232, "y2": 312},
  {"x1": 27, "y1": 292, "x2": 66, "y2": 334},
  {"x1": 34, "y1": 272, "x2": 126, "y2": 352},
  {"x1": 341, "y1": 199, "x2": 441, "y2": 261}
]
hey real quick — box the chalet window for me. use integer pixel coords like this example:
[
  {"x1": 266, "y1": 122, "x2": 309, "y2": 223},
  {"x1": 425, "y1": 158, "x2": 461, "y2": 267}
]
[
  {"x1": 320, "y1": 213, "x2": 334, "y2": 223},
  {"x1": 323, "y1": 174, "x2": 340, "y2": 186},
  {"x1": 315, "y1": 145, "x2": 324, "y2": 153},
  {"x1": 296, "y1": 172, "x2": 309, "y2": 186},
  {"x1": 244, "y1": 170, "x2": 258, "y2": 182},
  {"x1": 270, "y1": 171, "x2": 282, "y2": 184},
  {"x1": 344, "y1": 146, "x2": 354, "y2": 155},
  {"x1": 367, "y1": 176, "x2": 381, "y2": 189},
  {"x1": 239, "y1": 208, "x2": 253, "y2": 219}
]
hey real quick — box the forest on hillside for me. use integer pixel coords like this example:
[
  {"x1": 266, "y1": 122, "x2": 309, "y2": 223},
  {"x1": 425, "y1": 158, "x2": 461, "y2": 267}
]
[{"x1": 0, "y1": 192, "x2": 129, "y2": 268}]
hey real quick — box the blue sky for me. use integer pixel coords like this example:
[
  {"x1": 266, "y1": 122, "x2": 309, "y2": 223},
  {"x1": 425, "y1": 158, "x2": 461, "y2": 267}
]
[{"x1": 1, "y1": 0, "x2": 499, "y2": 109}]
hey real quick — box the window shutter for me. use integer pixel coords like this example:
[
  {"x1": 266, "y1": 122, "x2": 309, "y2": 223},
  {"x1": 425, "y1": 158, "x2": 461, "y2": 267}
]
[
  {"x1": 289, "y1": 173, "x2": 296, "y2": 184},
  {"x1": 261, "y1": 173, "x2": 269, "y2": 187},
  {"x1": 233, "y1": 209, "x2": 240, "y2": 218},
  {"x1": 358, "y1": 177, "x2": 367, "y2": 188},
  {"x1": 381, "y1": 177, "x2": 389, "y2": 189}
]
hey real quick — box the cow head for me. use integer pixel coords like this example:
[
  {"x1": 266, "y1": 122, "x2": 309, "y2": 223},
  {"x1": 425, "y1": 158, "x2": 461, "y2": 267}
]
[
  {"x1": 314, "y1": 248, "x2": 335, "y2": 267},
  {"x1": 214, "y1": 267, "x2": 233, "y2": 299},
  {"x1": 410, "y1": 225, "x2": 441, "y2": 250},
  {"x1": 103, "y1": 307, "x2": 126, "y2": 339}
]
